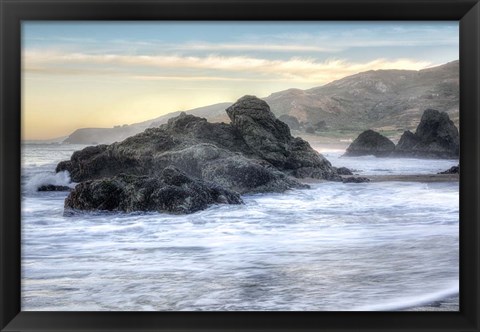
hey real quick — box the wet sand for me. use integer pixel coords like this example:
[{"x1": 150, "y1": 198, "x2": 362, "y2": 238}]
[
  {"x1": 301, "y1": 174, "x2": 459, "y2": 184},
  {"x1": 345, "y1": 174, "x2": 459, "y2": 182}
]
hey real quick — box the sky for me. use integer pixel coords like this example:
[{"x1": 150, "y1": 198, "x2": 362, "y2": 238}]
[{"x1": 22, "y1": 21, "x2": 459, "y2": 140}]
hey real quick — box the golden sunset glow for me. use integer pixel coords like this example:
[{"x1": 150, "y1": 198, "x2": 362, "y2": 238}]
[{"x1": 22, "y1": 22, "x2": 459, "y2": 140}]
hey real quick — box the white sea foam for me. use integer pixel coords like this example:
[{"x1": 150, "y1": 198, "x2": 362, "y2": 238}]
[
  {"x1": 351, "y1": 283, "x2": 459, "y2": 311},
  {"x1": 322, "y1": 151, "x2": 458, "y2": 175},
  {"x1": 24, "y1": 170, "x2": 73, "y2": 192},
  {"x1": 20, "y1": 143, "x2": 460, "y2": 311}
]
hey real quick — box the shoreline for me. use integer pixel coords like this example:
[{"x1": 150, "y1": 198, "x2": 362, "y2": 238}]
[
  {"x1": 301, "y1": 173, "x2": 459, "y2": 184},
  {"x1": 348, "y1": 174, "x2": 459, "y2": 183}
]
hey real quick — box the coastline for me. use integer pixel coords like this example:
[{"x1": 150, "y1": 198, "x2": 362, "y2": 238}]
[
  {"x1": 347, "y1": 174, "x2": 459, "y2": 183},
  {"x1": 301, "y1": 173, "x2": 459, "y2": 184},
  {"x1": 305, "y1": 142, "x2": 460, "y2": 312},
  {"x1": 304, "y1": 140, "x2": 459, "y2": 183},
  {"x1": 22, "y1": 141, "x2": 460, "y2": 311}
]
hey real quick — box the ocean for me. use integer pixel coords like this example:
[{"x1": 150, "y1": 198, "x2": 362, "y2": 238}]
[{"x1": 21, "y1": 143, "x2": 459, "y2": 311}]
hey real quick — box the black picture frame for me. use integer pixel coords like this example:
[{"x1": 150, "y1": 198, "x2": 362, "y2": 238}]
[{"x1": 1, "y1": 0, "x2": 479, "y2": 331}]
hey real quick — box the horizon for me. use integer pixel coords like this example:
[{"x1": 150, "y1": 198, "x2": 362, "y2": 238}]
[{"x1": 22, "y1": 21, "x2": 459, "y2": 140}]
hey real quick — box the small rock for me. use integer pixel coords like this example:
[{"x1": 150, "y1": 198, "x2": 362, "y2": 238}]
[
  {"x1": 342, "y1": 176, "x2": 371, "y2": 183},
  {"x1": 38, "y1": 185, "x2": 71, "y2": 192},
  {"x1": 344, "y1": 130, "x2": 395, "y2": 157},
  {"x1": 438, "y1": 165, "x2": 459, "y2": 174},
  {"x1": 335, "y1": 167, "x2": 353, "y2": 175}
]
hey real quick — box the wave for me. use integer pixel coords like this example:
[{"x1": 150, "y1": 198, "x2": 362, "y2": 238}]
[
  {"x1": 351, "y1": 283, "x2": 459, "y2": 311},
  {"x1": 24, "y1": 170, "x2": 74, "y2": 193}
]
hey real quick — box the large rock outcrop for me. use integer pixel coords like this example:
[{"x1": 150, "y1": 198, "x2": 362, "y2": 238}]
[
  {"x1": 343, "y1": 130, "x2": 395, "y2": 157},
  {"x1": 65, "y1": 166, "x2": 243, "y2": 214},
  {"x1": 57, "y1": 96, "x2": 339, "y2": 213},
  {"x1": 57, "y1": 115, "x2": 304, "y2": 195},
  {"x1": 394, "y1": 109, "x2": 459, "y2": 158},
  {"x1": 226, "y1": 96, "x2": 337, "y2": 179}
]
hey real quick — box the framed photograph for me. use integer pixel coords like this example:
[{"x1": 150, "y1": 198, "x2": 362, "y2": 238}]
[{"x1": 1, "y1": 0, "x2": 479, "y2": 331}]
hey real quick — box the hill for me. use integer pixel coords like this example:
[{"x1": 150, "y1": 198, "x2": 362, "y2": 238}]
[
  {"x1": 63, "y1": 102, "x2": 231, "y2": 144},
  {"x1": 265, "y1": 60, "x2": 458, "y2": 135},
  {"x1": 62, "y1": 60, "x2": 458, "y2": 144}
]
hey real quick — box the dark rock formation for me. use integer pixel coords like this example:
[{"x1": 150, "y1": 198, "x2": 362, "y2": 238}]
[
  {"x1": 226, "y1": 96, "x2": 338, "y2": 180},
  {"x1": 342, "y1": 176, "x2": 371, "y2": 183},
  {"x1": 438, "y1": 165, "x2": 459, "y2": 174},
  {"x1": 278, "y1": 114, "x2": 300, "y2": 130},
  {"x1": 38, "y1": 184, "x2": 71, "y2": 192},
  {"x1": 57, "y1": 96, "x2": 338, "y2": 208},
  {"x1": 335, "y1": 167, "x2": 353, "y2": 175},
  {"x1": 394, "y1": 109, "x2": 459, "y2": 158},
  {"x1": 56, "y1": 145, "x2": 110, "y2": 180},
  {"x1": 65, "y1": 166, "x2": 243, "y2": 214},
  {"x1": 344, "y1": 130, "x2": 395, "y2": 157}
]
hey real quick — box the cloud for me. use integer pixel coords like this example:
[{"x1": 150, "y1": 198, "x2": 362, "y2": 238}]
[
  {"x1": 132, "y1": 75, "x2": 279, "y2": 82},
  {"x1": 24, "y1": 50, "x2": 433, "y2": 84},
  {"x1": 169, "y1": 42, "x2": 338, "y2": 53},
  {"x1": 243, "y1": 25, "x2": 459, "y2": 49},
  {"x1": 23, "y1": 23, "x2": 458, "y2": 56}
]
